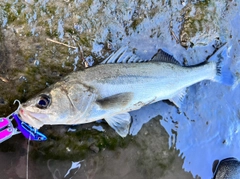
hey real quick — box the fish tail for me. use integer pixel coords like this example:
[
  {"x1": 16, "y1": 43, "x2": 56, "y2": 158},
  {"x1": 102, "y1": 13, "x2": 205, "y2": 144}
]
[{"x1": 209, "y1": 44, "x2": 235, "y2": 85}]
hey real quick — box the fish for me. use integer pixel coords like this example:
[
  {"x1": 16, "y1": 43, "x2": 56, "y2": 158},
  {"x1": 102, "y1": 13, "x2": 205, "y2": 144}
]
[
  {"x1": 16, "y1": 44, "x2": 234, "y2": 137},
  {"x1": 213, "y1": 157, "x2": 240, "y2": 179}
]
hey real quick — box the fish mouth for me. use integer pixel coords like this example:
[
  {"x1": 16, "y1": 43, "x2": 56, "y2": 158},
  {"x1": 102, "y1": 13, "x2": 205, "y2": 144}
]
[
  {"x1": 18, "y1": 107, "x2": 46, "y2": 129},
  {"x1": 13, "y1": 99, "x2": 49, "y2": 129}
]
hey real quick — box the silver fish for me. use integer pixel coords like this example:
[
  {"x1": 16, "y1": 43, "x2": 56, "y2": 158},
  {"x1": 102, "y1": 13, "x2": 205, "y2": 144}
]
[
  {"x1": 16, "y1": 45, "x2": 234, "y2": 137},
  {"x1": 213, "y1": 157, "x2": 240, "y2": 179}
]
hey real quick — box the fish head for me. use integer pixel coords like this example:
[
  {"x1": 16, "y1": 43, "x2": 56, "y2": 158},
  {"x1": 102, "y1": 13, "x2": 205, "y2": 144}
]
[
  {"x1": 18, "y1": 86, "x2": 76, "y2": 129},
  {"x1": 18, "y1": 82, "x2": 98, "y2": 129}
]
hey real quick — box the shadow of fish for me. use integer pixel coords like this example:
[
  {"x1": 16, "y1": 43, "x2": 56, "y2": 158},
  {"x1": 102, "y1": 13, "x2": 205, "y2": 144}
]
[
  {"x1": 213, "y1": 157, "x2": 240, "y2": 179},
  {"x1": 16, "y1": 45, "x2": 234, "y2": 137}
]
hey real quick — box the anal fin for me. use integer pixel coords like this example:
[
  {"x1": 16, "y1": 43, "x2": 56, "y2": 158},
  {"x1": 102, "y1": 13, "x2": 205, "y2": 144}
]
[
  {"x1": 169, "y1": 88, "x2": 187, "y2": 108},
  {"x1": 105, "y1": 113, "x2": 131, "y2": 137}
]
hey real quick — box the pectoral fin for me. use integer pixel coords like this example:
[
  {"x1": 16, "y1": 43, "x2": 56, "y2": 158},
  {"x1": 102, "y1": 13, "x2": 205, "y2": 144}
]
[
  {"x1": 96, "y1": 93, "x2": 133, "y2": 110},
  {"x1": 169, "y1": 88, "x2": 187, "y2": 108},
  {"x1": 105, "y1": 113, "x2": 131, "y2": 137}
]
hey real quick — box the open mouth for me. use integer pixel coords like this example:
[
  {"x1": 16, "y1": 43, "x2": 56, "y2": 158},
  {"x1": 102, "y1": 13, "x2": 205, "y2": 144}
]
[
  {"x1": 13, "y1": 100, "x2": 46, "y2": 129},
  {"x1": 18, "y1": 108, "x2": 44, "y2": 129}
]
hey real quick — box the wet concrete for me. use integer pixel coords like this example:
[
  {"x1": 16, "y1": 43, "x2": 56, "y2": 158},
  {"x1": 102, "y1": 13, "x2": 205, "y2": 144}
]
[{"x1": 0, "y1": 117, "x2": 194, "y2": 179}]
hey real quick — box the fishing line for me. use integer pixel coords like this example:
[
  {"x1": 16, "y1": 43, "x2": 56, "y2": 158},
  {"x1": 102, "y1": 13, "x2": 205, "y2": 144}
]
[
  {"x1": 14, "y1": 99, "x2": 30, "y2": 178},
  {"x1": 26, "y1": 135, "x2": 30, "y2": 179}
]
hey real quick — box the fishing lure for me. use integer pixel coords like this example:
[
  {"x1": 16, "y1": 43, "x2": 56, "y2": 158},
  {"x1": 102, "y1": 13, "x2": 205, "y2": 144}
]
[
  {"x1": 0, "y1": 110, "x2": 47, "y2": 143},
  {"x1": 13, "y1": 113, "x2": 47, "y2": 141},
  {"x1": 0, "y1": 115, "x2": 19, "y2": 143}
]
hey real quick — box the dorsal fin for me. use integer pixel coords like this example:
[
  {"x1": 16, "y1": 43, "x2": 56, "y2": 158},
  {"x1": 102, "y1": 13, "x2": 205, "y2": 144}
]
[
  {"x1": 101, "y1": 47, "x2": 147, "y2": 64},
  {"x1": 151, "y1": 49, "x2": 181, "y2": 65},
  {"x1": 101, "y1": 47, "x2": 181, "y2": 65}
]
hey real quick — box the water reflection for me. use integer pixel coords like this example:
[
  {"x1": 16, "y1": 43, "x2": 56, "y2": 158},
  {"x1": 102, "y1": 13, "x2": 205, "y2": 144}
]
[{"x1": 47, "y1": 160, "x2": 82, "y2": 179}]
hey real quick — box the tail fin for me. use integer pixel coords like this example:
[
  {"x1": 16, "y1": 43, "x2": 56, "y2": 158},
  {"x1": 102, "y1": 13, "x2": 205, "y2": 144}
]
[{"x1": 208, "y1": 44, "x2": 234, "y2": 85}]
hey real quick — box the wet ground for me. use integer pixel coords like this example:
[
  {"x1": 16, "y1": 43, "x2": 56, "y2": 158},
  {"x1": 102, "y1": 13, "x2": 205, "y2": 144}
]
[
  {"x1": 0, "y1": 118, "x2": 194, "y2": 179},
  {"x1": 0, "y1": 0, "x2": 239, "y2": 179}
]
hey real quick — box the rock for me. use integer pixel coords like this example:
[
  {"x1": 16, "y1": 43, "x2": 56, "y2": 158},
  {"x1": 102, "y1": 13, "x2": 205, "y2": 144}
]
[{"x1": 89, "y1": 143, "x2": 99, "y2": 153}]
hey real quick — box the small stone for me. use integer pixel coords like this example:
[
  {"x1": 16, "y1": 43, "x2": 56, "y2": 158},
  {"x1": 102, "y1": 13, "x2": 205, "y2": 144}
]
[
  {"x1": 34, "y1": 59, "x2": 40, "y2": 66},
  {"x1": 28, "y1": 57, "x2": 34, "y2": 63},
  {"x1": 89, "y1": 143, "x2": 99, "y2": 153},
  {"x1": 19, "y1": 76, "x2": 27, "y2": 82},
  {"x1": 0, "y1": 98, "x2": 5, "y2": 105}
]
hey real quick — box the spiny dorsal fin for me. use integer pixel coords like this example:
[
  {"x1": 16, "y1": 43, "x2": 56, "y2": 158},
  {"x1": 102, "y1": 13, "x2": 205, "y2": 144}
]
[
  {"x1": 101, "y1": 47, "x2": 181, "y2": 65},
  {"x1": 101, "y1": 47, "x2": 147, "y2": 64},
  {"x1": 151, "y1": 49, "x2": 181, "y2": 65}
]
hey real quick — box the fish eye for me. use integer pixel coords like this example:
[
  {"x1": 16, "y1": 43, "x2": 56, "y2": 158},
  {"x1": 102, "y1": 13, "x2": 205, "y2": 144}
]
[{"x1": 36, "y1": 94, "x2": 51, "y2": 109}]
